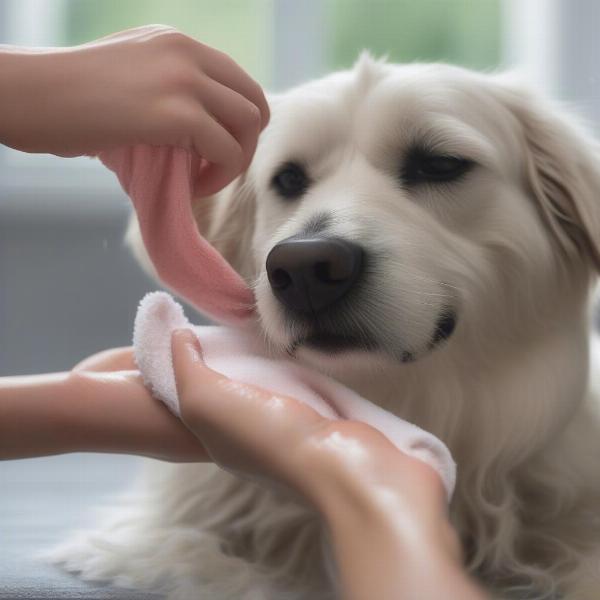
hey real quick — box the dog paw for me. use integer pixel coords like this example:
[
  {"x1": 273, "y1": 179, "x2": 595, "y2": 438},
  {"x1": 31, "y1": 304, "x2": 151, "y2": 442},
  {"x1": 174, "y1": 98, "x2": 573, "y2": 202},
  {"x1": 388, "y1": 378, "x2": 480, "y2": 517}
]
[{"x1": 43, "y1": 529, "x2": 161, "y2": 589}]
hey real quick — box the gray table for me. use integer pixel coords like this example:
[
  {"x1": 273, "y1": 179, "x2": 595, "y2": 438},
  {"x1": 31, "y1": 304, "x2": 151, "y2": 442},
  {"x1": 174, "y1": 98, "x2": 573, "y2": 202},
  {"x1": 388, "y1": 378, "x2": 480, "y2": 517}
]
[{"x1": 1, "y1": 453, "x2": 163, "y2": 599}]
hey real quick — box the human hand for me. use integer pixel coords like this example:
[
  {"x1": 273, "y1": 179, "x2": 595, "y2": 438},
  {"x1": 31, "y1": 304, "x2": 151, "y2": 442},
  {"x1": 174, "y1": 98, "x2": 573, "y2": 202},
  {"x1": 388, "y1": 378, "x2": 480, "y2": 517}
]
[
  {"x1": 0, "y1": 25, "x2": 269, "y2": 194},
  {"x1": 0, "y1": 347, "x2": 208, "y2": 462},
  {"x1": 67, "y1": 346, "x2": 209, "y2": 462},
  {"x1": 170, "y1": 328, "x2": 484, "y2": 599},
  {"x1": 169, "y1": 328, "x2": 460, "y2": 561}
]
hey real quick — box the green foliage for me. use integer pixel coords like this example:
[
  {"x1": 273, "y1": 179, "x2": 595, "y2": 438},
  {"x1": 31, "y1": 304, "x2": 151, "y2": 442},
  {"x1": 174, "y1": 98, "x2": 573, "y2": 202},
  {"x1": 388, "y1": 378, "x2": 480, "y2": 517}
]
[
  {"x1": 62, "y1": 0, "x2": 274, "y2": 85},
  {"x1": 325, "y1": 0, "x2": 501, "y2": 71},
  {"x1": 60, "y1": 0, "x2": 500, "y2": 88}
]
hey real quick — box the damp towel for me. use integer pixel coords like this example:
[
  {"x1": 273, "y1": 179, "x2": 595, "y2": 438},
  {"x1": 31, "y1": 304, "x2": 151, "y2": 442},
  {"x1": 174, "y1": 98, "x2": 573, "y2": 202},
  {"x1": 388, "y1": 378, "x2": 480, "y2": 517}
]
[{"x1": 96, "y1": 145, "x2": 457, "y2": 500}]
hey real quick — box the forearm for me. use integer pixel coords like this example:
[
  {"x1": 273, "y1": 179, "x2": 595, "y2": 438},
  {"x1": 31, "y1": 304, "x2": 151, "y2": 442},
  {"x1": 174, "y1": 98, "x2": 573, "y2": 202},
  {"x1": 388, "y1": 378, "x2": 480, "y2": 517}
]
[
  {"x1": 0, "y1": 371, "x2": 207, "y2": 461},
  {"x1": 316, "y1": 477, "x2": 487, "y2": 600},
  {"x1": 0, "y1": 372, "x2": 77, "y2": 458},
  {"x1": 0, "y1": 47, "x2": 50, "y2": 151}
]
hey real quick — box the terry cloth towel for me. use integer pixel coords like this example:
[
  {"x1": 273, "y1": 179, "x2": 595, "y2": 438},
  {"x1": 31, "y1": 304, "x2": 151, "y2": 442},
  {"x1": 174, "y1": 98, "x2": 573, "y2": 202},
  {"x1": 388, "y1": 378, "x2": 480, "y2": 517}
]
[{"x1": 97, "y1": 145, "x2": 457, "y2": 500}]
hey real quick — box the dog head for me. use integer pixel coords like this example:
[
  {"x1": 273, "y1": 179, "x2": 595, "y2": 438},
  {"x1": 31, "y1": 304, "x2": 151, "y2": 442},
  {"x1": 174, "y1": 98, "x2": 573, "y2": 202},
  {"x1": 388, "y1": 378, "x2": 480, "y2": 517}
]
[{"x1": 128, "y1": 55, "x2": 600, "y2": 373}]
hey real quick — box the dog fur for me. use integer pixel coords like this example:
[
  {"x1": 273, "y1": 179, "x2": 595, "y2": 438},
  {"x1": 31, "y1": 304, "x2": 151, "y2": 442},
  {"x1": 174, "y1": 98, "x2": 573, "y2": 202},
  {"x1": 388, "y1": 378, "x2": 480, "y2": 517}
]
[{"x1": 52, "y1": 55, "x2": 600, "y2": 599}]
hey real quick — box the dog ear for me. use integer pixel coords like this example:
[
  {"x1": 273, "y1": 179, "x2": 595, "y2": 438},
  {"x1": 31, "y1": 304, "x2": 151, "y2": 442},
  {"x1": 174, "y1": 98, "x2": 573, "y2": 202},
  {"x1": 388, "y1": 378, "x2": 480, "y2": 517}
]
[
  {"x1": 125, "y1": 172, "x2": 256, "y2": 284},
  {"x1": 499, "y1": 83, "x2": 600, "y2": 273}
]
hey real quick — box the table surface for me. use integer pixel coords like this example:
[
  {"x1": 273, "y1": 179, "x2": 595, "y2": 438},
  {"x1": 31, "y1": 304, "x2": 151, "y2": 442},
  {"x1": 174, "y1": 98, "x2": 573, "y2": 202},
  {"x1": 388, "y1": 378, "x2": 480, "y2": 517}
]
[{"x1": 1, "y1": 453, "x2": 164, "y2": 599}]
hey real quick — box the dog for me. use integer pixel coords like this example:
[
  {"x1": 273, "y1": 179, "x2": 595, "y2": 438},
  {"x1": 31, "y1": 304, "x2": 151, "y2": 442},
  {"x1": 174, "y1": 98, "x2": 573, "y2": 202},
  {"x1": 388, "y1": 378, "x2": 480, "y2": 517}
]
[{"x1": 52, "y1": 54, "x2": 600, "y2": 599}]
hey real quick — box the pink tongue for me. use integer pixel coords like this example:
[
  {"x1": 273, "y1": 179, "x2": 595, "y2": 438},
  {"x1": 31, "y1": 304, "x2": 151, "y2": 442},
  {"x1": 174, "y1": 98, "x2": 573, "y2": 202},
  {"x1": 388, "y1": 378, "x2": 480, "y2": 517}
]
[{"x1": 98, "y1": 146, "x2": 255, "y2": 326}]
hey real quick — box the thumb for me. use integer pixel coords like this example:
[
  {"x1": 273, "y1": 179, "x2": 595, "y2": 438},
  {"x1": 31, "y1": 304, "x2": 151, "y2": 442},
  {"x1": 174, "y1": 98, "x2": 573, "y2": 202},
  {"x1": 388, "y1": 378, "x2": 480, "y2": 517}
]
[
  {"x1": 170, "y1": 328, "x2": 282, "y2": 436},
  {"x1": 169, "y1": 328, "x2": 328, "y2": 476}
]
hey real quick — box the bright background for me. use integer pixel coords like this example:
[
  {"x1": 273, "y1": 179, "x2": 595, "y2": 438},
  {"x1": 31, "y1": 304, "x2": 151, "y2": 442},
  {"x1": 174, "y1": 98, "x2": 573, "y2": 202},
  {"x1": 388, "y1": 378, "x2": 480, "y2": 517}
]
[
  {"x1": 0, "y1": 0, "x2": 505, "y2": 377},
  {"x1": 1, "y1": 1, "x2": 600, "y2": 598}
]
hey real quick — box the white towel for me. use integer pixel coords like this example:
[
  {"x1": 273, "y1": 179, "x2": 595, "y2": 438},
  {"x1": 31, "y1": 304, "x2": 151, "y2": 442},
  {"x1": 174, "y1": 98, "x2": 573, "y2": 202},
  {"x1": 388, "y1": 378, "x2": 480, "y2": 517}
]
[{"x1": 133, "y1": 291, "x2": 457, "y2": 500}]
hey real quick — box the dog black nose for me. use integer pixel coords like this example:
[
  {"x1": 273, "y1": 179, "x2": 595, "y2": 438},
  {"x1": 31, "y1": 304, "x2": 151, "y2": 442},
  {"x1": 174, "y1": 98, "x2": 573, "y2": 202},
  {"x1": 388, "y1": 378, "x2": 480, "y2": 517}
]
[{"x1": 266, "y1": 237, "x2": 363, "y2": 314}]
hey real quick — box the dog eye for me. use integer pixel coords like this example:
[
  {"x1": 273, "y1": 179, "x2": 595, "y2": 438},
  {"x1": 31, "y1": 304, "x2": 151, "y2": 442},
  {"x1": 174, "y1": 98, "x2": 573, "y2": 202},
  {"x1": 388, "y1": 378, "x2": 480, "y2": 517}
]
[
  {"x1": 271, "y1": 163, "x2": 309, "y2": 199},
  {"x1": 402, "y1": 150, "x2": 473, "y2": 185}
]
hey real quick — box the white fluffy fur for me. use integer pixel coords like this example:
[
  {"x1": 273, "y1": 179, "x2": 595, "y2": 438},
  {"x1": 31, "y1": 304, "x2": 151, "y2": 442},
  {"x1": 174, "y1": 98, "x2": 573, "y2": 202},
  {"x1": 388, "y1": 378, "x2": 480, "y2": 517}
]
[{"x1": 51, "y1": 56, "x2": 600, "y2": 599}]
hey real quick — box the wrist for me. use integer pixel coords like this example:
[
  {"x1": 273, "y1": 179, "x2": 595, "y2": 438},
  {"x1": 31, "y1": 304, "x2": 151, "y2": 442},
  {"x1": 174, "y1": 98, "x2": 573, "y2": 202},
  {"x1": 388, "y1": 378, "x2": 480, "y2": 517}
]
[
  {"x1": 0, "y1": 48, "x2": 37, "y2": 150},
  {"x1": 64, "y1": 370, "x2": 208, "y2": 462},
  {"x1": 0, "y1": 46, "x2": 75, "y2": 154},
  {"x1": 0, "y1": 372, "x2": 80, "y2": 458},
  {"x1": 62, "y1": 370, "x2": 156, "y2": 456}
]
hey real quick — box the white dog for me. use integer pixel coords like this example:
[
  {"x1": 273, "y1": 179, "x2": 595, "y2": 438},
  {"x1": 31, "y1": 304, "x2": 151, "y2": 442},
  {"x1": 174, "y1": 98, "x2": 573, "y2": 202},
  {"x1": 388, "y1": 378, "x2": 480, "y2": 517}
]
[{"x1": 53, "y1": 55, "x2": 600, "y2": 600}]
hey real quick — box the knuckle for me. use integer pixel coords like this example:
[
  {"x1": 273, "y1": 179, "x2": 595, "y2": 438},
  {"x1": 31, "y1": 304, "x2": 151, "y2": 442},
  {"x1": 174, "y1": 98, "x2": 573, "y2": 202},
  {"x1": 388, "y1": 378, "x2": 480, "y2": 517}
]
[
  {"x1": 250, "y1": 79, "x2": 267, "y2": 103},
  {"x1": 160, "y1": 29, "x2": 191, "y2": 49},
  {"x1": 228, "y1": 143, "x2": 245, "y2": 171},
  {"x1": 149, "y1": 24, "x2": 178, "y2": 36},
  {"x1": 244, "y1": 76, "x2": 267, "y2": 107},
  {"x1": 159, "y1": 98, "x2": 195, "y2": 131},
  {"x1": 306, "y1": 420, "x2": 342, "y2": 445},
  {"x1": 166, "y1": 65, "x2": 198, "y2": 93},
  {"x1": 298, "y1": 420, "x2": 340, "y2": 461},
  {"x1": 243, "y1": 101, "x2": 262, "y2": 129},
  {"x1": 302, "y1": 420, "x2": 373, "y2": 461},
  {"x1": 214, "y1": 48, "x2": 236, "y2": 67},
  {"x1": 66, "y1": 371, "x2": 90, "y2": 394},
  {"x1": 198, "y1": 45, "x2": 230, "y2": 71},
  {"x1": 261, "y1": 98, "x2": 271, "y2": 125}
]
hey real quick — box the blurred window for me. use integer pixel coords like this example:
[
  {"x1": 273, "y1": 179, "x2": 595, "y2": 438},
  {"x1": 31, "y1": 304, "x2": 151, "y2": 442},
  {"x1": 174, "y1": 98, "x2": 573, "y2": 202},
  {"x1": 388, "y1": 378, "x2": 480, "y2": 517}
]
[
  {"x1": 325, "y1": 0, "x2": 500, "y2": 72},
  {"x1": 61, "y1": 0, "x2": 274, "y2": 88}
]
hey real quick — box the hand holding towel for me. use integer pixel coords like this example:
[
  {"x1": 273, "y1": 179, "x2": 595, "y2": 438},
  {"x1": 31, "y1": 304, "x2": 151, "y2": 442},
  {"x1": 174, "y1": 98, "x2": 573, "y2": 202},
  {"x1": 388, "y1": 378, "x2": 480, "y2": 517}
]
[{"x1": 98, "y1": 145, "x2": 457, "y2": 499}]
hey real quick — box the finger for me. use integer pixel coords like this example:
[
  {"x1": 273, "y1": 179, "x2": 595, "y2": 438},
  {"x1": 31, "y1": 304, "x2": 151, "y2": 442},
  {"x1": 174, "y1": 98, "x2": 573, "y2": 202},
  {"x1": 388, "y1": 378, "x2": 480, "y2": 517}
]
[
  {"x1": 194, "y1": 162, "x2": 238, "y2": 197},
  {"x1": 187, "y1": 109, "x2": 245, "y2": 194},
  {"x1": 189, "y1": 108, "x2": 244, "y2": 171},
  {"x1": 170, "y1": 329, "x2": 323, "y2": 449},
  {"x1": 198, "y1": 48, "x2": 270, "y2": 129},
  {"x1": 199, "y1": 77, "x2": 262, "y2": 170},
  {"x1": 73, "y1": 347, "x2": 136, "y2": 372}
]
